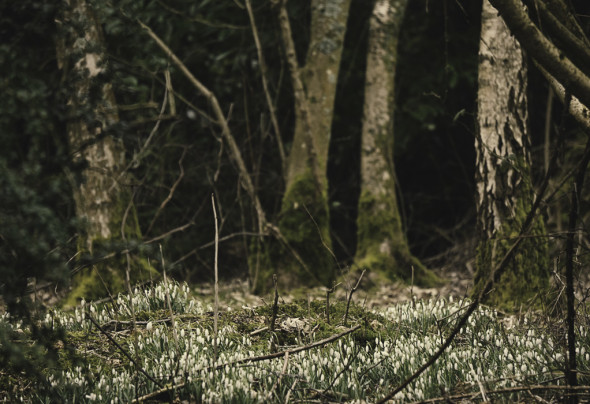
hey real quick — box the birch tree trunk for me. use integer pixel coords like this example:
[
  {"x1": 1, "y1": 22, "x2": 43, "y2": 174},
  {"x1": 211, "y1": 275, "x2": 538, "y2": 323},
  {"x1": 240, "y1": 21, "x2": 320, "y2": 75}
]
[
  {"x1": 355, "y1": 0, "x2": 439, "y2": 286},
  {"x1": 474, "y1": 0, "x2": 549, "y2": 308},
  {"x1": 251, "y1": 0, "x2": 351, "y2": 292},
  {"x1": 57, "y1": 0, "x2": 146, "y2": 303}
]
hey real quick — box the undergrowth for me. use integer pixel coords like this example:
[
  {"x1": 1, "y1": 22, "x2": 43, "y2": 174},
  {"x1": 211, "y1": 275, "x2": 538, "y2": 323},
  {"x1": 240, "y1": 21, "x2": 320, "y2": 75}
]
[{"x1": 1, "y1": 281, "x2": 589, "y2": 403}]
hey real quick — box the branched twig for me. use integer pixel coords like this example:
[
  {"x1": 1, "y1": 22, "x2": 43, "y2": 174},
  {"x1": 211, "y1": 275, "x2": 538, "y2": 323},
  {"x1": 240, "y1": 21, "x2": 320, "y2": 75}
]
[
  {"x1": 147, "y1": 146, "x2": 188, "y2": 235},
  {"x1": 245, "y1": 0, "x2": 286, "y2": 174},
  {"x1": 343, "y1": 269, "x2": 365, "y2": 326},
  {"x1": 137, "y1": 18, "x2": 267, "y2": 233}
]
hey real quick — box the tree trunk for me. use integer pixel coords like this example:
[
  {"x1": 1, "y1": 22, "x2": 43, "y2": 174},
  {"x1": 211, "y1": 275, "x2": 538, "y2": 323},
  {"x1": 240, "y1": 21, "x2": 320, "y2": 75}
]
[
  {"x1": 474, "y1": 0, "x2": 549, "y2": 308},
  {"x1": 251, "y1": 0, "x2": 351, "y2": 292},
  {"x1": 57, "y1": 0, "x2": 148, "y2": 303},
  {"x1": 355, "y1": 0, "x2": 439, "y2": 286}
]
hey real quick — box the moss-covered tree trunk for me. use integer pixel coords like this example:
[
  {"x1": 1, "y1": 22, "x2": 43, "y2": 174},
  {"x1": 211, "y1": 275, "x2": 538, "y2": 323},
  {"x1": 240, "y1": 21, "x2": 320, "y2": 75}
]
[
  {"x1": 474, "y1": 0, "x2": 549, "y2": 308},
  {"x1": 57, "y1": 0, "x2": 148, "y2": 303},
  {"x1": 355, "y1": 0, "x2": 438, "y2": 286},
  {"x1": 251, "y1": 0, "x2": 351, "y2": 292}
]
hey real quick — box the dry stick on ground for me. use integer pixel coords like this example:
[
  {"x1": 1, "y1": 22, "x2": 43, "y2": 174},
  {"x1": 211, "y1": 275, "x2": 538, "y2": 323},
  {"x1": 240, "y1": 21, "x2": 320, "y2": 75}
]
[
  {"x1": 343, "y1": 269, "x2": 365, "y2": 326},
  {"x1": 160, "y1": 244, "x2": 179, "y2": 350},
  {"x1": 86, "y1": 312, "x2": 165, "y2": 390},
  {"x1": 132, "y1": 324, "x2": 362, "y2": 402},
  {"x1": 211, "y1": 193, "x2": 220, "y2": 363},
  {"x1": 244, "y1": 0, "x2": 286, "y2": 174}
]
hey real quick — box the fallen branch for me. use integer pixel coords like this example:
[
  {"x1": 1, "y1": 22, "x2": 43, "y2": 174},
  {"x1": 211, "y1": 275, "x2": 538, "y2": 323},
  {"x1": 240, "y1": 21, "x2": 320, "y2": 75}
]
[{"x1": 133, "y1": 324, "x2": 361, "y2": 402}]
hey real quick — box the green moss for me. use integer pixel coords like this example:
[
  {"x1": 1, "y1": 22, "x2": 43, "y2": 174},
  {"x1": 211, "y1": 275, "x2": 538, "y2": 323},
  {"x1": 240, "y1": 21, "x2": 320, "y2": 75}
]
[
  {"x1": 473, "y1": 162, "x2": 550, "y2": 310},
  {"x1": 355, "y1": 190, "x2": 441, "y2": 287},
  {"x1": 65, "y1": 190, "x2": 157, "y2": 306},
  {"x1": 250, "y1": 170, "x2": 335, "y2": 293}
]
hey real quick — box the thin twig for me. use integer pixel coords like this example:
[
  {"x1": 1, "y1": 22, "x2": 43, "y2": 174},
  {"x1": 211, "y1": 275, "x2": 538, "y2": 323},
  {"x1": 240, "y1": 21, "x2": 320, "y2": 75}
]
[
  {"x1": 137, "y1": 18, "x2": 267, "y2": 233},
  {"x1": 245, "y1": 0, "x2": 286, "y2": 175},
  {"x1": 211, "y1": 193, "x2": 220, "y2": 364},
  {"x1": 160, "y1": 245, "x2": 178, "y2": 350},
  {"x1": 343, "y1": 269, "x2": 365, "y2": 326},
  {"x1": 147, "y1": 147, "x2": 187, "y2": 234},
  {"x1": 267, "y1": 351, "x2": 290, "y2": 401}
]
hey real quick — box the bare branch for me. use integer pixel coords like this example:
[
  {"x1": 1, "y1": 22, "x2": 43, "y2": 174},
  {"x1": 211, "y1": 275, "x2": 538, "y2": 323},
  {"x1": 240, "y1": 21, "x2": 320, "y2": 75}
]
[
  {"x1": 245, "y1": 0, "x2": 286, "y2": 175},
  {"x1": 147, "y1": 147, "x2": 188, "y2": 234},
  {"x1": 137, "y1": 18, "x2": 267, "y2": 233},
  {"x1": 488, "y1": 0, "x2": 590, "y2": 108},
  {"x1": 535, "y1": 62, "x2": 590, "y2": 133}
]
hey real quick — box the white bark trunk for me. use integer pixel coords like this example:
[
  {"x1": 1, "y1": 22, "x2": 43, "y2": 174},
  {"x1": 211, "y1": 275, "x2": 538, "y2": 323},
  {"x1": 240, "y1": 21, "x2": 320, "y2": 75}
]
[
  {"x1": 58, "y1": 0, "x2": 125, "y2": 251},
  {"x1": 476, "y1": 0, "x2": 529, "y2": 238}
]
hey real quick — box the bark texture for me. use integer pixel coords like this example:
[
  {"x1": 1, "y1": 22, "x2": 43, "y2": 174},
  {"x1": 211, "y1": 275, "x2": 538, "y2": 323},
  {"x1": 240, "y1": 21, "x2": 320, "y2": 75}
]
[
  {"x1": 58, "y1": 0, "x2": 149, "y2": 303},
  {"x1": 251, "y1": 0, "x2": 351, "y2": 292},
  {"x1": 355, "y1": 0, "x2": 438, "y2": 286},
  {"x1": 474, "y1": 0, "x2": 549, "y2": 308}
]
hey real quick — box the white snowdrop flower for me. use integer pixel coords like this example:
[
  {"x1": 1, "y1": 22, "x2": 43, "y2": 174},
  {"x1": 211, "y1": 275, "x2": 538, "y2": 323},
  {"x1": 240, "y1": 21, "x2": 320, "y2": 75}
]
[
  {"x1": 146, "y1": 321, "x2": 153, "y2": 331},
  {"x1": 507, "y1": 363, "x2": 513, "y2": 372},
  {"x1": 521, "y1": 363, "x2": 527, "y2": 372}
]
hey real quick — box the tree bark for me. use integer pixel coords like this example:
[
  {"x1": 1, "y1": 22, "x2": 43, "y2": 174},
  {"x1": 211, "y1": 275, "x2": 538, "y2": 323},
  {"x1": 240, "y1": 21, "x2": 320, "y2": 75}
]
[
  {"x1": 252, "y1": 0, "x2": 351, "y2": 292},
  {"x1": 354, "y1": 0, "x2": 438, "y2": 286},
  {"x1": 57, "y1": 0, "x2": 147, "y2": 303},
  {"x1": 474, "y1": 0, "x2": 549, "y2": 308}
]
